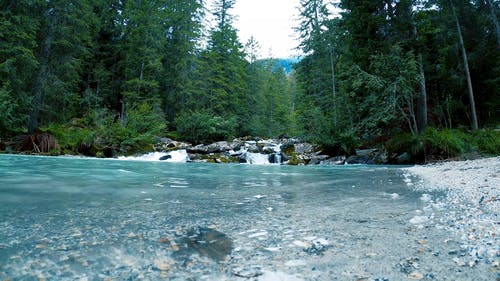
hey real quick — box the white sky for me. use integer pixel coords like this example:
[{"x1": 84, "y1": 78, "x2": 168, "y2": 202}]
[
  {"x1": 205, "y1": 1, "x2": 341, "y2": 58},
  {"x1": 230, "y1": 0, "x2": 302, "y2": 59}
]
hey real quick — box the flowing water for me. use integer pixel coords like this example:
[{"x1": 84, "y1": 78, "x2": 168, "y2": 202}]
[{"x1": 0, "y1": 154, "x2": 495, "y2": 280}]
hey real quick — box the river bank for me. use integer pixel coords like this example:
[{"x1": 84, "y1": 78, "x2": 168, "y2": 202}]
[{"x1": 403, "y1": 157, "x2": 499, "y2": 272}]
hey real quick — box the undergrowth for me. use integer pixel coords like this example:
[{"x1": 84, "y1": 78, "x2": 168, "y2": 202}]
[{"x1": 386, "y1": 127, "x2": 500, "y2": 163}]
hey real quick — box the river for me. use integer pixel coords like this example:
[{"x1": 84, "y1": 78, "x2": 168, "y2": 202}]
[{"x1": 0, "y1": 154, "x2": 495, "y2": 280}]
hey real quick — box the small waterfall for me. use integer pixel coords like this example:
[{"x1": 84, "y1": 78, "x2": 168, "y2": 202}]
[
  {"x1": 268, "y1": 153, "x2": 283, "y2": 164},
  {"x1": 245, "y1": 152, "x2": 271, "y2": 165},
  {"x1": 118, "y1": 150, "x2": 190, "y2": 162},
  {"x1": 166, "y1": 150, "x2": 190, "y2": 162},
  {"x1": 242, "y1": 140, "x2": 284, "y2": 165}
]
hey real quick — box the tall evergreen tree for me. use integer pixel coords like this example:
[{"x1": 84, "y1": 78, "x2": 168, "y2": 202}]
[
  {"x1": 120, "y1": 0, "x2": 165, "y2": 125},
  {"x1": 199, "y1": 0, "x2": 249, "y2": 133},
  {"x1": 0, "y1": 1, "x2": 41, "y2": 134},
  {"x1": 161, "y1": 0, "x2": 204, "y2": 125},
  {"x1": 27, "y1": 0, "x2": 95, "y2": 133}
]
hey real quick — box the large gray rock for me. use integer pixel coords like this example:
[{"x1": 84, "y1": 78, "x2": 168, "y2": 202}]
[
  {"x1": 188, "y1": 141, "x2": 243, "y2": 154},
  {"x1": 187, "y1": 144, "x2": 210, "y2": 154},
  {"x1": 345, "y1": 148, "x2": 388, "y2": 165},
  {"x1": 320, "y1": 155, "x2": 346, "y2": 165},
  {"x1": 155, "y1": 138, "x2": 191, "y2": 152},
  {"x1": 395, "y1": 152, "x2": 411, "y2": 164},
  {"x1": 294, "y1": 143, "x2": 314, "y2": 154},
  {"x1": 308, "y1": 155, "x2": 330, "y2": 165},
  {"x1": 346, "y1": 155, "x2": 374, "y2": 164}
]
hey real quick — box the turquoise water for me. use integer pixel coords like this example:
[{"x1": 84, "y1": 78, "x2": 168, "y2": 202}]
[{"x1": 0, "y1": 154, "x2": 494, "y2": 280}]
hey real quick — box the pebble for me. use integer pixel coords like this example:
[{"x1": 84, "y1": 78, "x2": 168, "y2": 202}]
[
  {"x1": 291, "y1": 240, "x2": 310, "y2": 248},
  {"x1": 248, "y1": 231, "x2": 268, "y2": 238},
  {"x1": 409, "y1": 216, "x2": 429, "y2": 225},
  {"x1": 453, "y1": 257, "x2": 466, "y2": 267},
  {"x1": 408, "y1": 272, "x2": 424, "y2": 279},
  {"x1": 159, "y1": 237, "x2": 170, "y2": 244},
  {"x1": 153, "y1": 258, "x2": 173, "y2": 271},
  {"x1": 284, "y1": 260, "x2": 307, "y2": 267},
  {"x1": 232, "y1": 266, "x2": 263, "y2": 278}
]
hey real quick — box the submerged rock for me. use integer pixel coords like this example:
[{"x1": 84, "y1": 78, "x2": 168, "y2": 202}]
[{"x1": 174, "y1": 227, "x2": 233, "y2": 262}]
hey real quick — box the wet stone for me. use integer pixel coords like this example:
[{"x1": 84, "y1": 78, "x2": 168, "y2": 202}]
[
  {"x1": 174, "y1": 227, "x2": 233, "y2": 262},
  {"x1": 399, "y1": 257, "x2": 420, "y2": 274},
  {"x1": 232, "y1": 266, "x2": 263, "y2": 278},
  {"x1": 304, "y1": 240, "x2": 331, "y2": 255}
]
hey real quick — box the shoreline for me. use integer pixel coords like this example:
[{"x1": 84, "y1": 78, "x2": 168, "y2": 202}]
[
  {"x1": 403, "y1": 157, "x2": 499, "y2": 267},
  {"x1": 404, "y1": 156, "x2": 499, "y2": 210}
]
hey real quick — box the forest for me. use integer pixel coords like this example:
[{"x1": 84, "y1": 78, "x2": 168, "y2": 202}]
[{"x1": 0, "y1": 0, "x2": 499, "y2": 160}]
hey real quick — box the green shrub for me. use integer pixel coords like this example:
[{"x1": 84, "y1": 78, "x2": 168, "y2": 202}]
[
  {"x1": 422, "y1": 127, "x2": 469, "y2": 158},
  {"x1": 175, "y1": 110, "x2": 237, "y2": 144},
  {"x1": 386, "y1": 132, "x2": 424, "y2": 162},
  {"x1": 45, "y1": 124, "x2": 94, "y2": 154},
  {"x1": 44, "y1": 103, "x2": 168, "y2": 156},
  {"x1": 386, "y1": 128, "x2": 499, "y2": 162},
  {"x1": 471, "y1": 130, "x2": 500, "y2": 155}
]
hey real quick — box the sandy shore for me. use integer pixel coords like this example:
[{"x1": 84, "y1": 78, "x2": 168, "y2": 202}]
[{"x1": 403, "y1": 156, "x2": 499, "y2": 266}]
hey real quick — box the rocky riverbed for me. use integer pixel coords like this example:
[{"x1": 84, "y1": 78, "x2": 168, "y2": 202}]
[
  {"x1": 151, "y1": 137, "x2": 396, "y2": 165},
  {"x1": 403, "y1": 157, "x2": 500, "y2": 277},
  {"x1": 1, "y1": 155, "x2": 499, "y2": 280}
]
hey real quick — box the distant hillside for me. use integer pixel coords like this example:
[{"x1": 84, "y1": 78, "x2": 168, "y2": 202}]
[
  {"x1": 257, "y1": 58, "x2": 301, "y2": 74},
  {"x1": 275, "y1": 58, "x2": 300, "y2": 74}
]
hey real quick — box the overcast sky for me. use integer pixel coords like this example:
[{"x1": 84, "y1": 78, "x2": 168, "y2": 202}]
[
  {"x1": 230, "y1": 0, "x2": 302, "y2": 59},
  {"x1": 204, "y1": 1, "x2": 341, "y2": 58}
]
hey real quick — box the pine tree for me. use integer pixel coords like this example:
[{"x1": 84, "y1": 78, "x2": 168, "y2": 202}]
[
  {"x1": 199, "y1": 0, "x2": 249, "y2": 134},
  {"x1": 0, "y1": 1, "x2": 40, "y2": 134},
  {"x1": 161, "y1": 0, "x2": 204, "y2": 125},
  {"x1": 120, "y1": 0, "x2": 166, "y2": 125},
  {"x1": 27, "y1": 0, "x2": 95, "y2": 133}
]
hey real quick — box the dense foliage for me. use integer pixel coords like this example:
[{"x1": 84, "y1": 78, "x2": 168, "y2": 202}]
[{"x1": 0, "y1": 0, "x2": 498, "y2": 158}]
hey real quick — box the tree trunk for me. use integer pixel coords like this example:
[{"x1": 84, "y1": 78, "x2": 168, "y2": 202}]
[
  {"x1": 329, "y1": 45, "x2": 337, "y2": 126},
  {"x1": 486, "y1": 0, "x2": 500, "y2": 48},
  {"x1": 412, "y1": 16, "x2": 428, "y2": 134},
  {"x1": 416, "y1": 53, "x2": 428, "y2": 133},
  {"x1": 28, "y1": 14, "x2": 56, "y2": 133},
  {"x1": 450, "y1": 1, "x2": 479, "y2": 130},
  {"x1": 120, "y1": 95, "x2": 126, "y2": 126}
]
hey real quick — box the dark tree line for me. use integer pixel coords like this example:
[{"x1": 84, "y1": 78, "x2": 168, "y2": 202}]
[
  {"x1": 0, "y1": 0, "x2": 296, "y2": 149},
  {"x1": 294, "y1": 0, "x2": 499, "y2": 146}
]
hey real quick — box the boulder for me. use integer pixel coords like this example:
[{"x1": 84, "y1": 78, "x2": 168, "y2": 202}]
[
  {"x1": 346, "y1": 155, "x2": 374, "y2": 164},
  {"x1": 188, "y1": 141, "x2": 243, "y2": 154},
  {"x1": 294, "y1": 143, "x2": 314, "y2": 154},
  {"x1": 395, "y1": 152, "x2": 411, "y2": 164},
  {"x1": 155, "y1": 138, "x2": 191, "y2": 152},
  {"x1": 308, "y1": 155, "x2": 330, "y2": 165},
  {"x1": 159, "y1": 155, "x2": 172, "y2": 161},
  {"x1": 320, "y1": 155, "x2": 346, "y2": 165},
  {"x1": 187, "y1": 144, "x2": 210, "y2": 154},
  {"x1": 345, "y1": 148, "x2": 388, "y2": 165}
]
